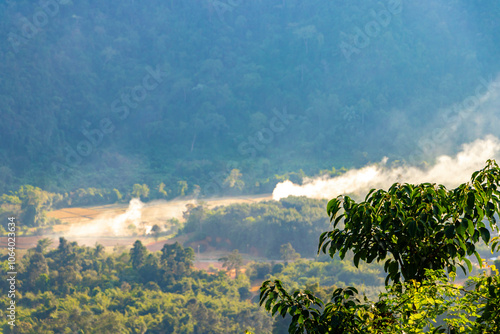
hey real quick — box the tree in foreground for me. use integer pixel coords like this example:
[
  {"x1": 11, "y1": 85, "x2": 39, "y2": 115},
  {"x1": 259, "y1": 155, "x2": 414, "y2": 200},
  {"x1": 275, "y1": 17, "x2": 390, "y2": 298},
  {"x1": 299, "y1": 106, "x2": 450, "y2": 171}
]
[{"x1": 260, "y1": 160, "x2": 500, "y2": 333}]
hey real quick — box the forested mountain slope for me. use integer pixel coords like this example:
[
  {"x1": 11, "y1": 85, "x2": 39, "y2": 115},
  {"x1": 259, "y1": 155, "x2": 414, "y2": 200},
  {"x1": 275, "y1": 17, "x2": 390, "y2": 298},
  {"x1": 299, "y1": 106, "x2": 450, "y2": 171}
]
[{"x1": 1, "y1": 0, "x2": 499, "y2": 195}]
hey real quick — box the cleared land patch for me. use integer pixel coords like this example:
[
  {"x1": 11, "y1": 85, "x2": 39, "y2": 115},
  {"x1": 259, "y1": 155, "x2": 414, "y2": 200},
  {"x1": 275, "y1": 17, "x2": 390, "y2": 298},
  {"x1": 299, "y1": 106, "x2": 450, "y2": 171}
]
[{"x1": 35, "y1": 194, "x2": 272, "y2": 250}]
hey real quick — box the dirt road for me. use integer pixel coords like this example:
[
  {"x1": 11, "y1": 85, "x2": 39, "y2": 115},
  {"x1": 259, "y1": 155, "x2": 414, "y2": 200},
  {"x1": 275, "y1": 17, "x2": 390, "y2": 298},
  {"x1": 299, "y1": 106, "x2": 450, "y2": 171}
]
[{"x1": 12, "y1": 194, "x2": 273, "y2": 250}]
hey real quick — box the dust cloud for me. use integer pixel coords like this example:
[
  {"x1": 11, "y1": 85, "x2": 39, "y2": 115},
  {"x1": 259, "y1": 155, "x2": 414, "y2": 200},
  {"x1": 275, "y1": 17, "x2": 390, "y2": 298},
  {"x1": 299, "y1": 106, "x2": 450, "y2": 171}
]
[
  {"x1": 66, "y1": 198, "x2": 146, "y2": 237},
  {"x1": 60, "y1": 196, "x2": 270, "y2": 238}
]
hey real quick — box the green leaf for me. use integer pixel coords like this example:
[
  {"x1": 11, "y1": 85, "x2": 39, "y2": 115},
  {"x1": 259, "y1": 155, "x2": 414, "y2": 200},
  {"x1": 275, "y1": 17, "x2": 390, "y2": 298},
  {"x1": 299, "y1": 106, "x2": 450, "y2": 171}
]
[
  {"x1": 389, "y1": 261, "x2": 398, "y2": 276},
  {"x1": 477, "y1": 205, "x2": 485, "y2": 221},
  {"x1": 321, "y1": 240, "x2": 331, "y2": 254},
  {"x1": 457, "y1": 222, "x2": 466, "y2": 238},
  {"x1": 472, "y1": 229, "x2": 480, "y2": 242},
  {"x1": 353, "y1": 251, "x2": 362, "y2": 268},
  {"x1": 463, "y1": 257, "x2": 472, "y2": 272},
  {"x1": 384, "y1": 259, "x2": 392, "y2": 272},
  {"x1": 488, "y1": 285, "x2": 497, "y2": 298},
  {"x1": 458, "y1": 264, "x2": 467, "y2": 276},
  {"x1": 327, "y1": 199, "x2": 340, "y2": 216},
  {"x1": 272, "y1": 303, "x2": 280, "y2": 316},
  {"x1": 446, "y1": 244, "x2": 457, "y2": 258},
  {"x1": 259, "y1": 290, "x2": 270, "y2": 306},
  {"x1": 334, "y1": 214, "x2": 344, "y2": 226},
  {"x1": 467, "y1": 192, "x2": 475, "y2": 210},
  {"x1": 319, "y1": 231, "x2": 328, "y2": 245},
  {"x1": 492, "y1": 241, "x2": 499, "y2": 252},
  {"x1": 486, "y1": 201, "x2": 495, "y2": 216},
  {"x1": 408, "y1": 220, "x2": 417, "y2": 237},
  {"x1": 474, "y1": 251, "x2": 483, "y2": 268},
  {"x1": 432, "y1": 204, "x2": 441, "y2": 216},
  {"x1": 365, "y1": 188, "x2": 377, "y2": 201},
  {"x1": 457, "y1": 238, "x2": 467, "y2": 253},
  {"x1": 280, "y1": 305, "x2": 287, "y2": 318},
  {"x1": 394, "y1": 273, "x2": 401, "y2": 283},
  {"x1": 467, "y1": 219, "x2": 474, "y2": 236},
  {"x1": 445, "y1": 225, "x2": 455, "y2": 239},
  {"x1": 265, "y1": 298, "x2": 273, "y2": 311},
  {"x1": 366, "y1": 248, "x2": 378, "y2": 263},
  {"x1": 347, "y1": 286, "x2": 358, "y2": 294},
  {"x1": 479, "y1": 227, "x2": 491, "y2": 243}
]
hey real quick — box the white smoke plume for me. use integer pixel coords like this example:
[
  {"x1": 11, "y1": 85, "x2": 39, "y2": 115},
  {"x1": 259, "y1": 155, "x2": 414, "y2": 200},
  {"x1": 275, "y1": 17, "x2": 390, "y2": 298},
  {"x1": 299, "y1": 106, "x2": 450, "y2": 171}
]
[
  {"x1": 62, "y1": 198, "x2": 205, "y2": 238},
  {"x1": 272, "y1": 136, "x2": 500, "y2": 200},
  {"x1": 61, "y1": 195, "x2": 273, "y2": 239},
  {"x1": 66, "y1": 198, "x2": 145, "y2": 237}
]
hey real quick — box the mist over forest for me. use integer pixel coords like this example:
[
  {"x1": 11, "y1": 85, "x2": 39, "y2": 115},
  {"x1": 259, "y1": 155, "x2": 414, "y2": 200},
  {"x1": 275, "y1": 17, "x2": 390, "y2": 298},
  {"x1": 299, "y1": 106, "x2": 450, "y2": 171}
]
[
  {"x1": 2, "y1": 1, "x2": 500, "y2": 333},
  {"x1": 1, "y1": 0, "x2": 500, "y2": 196}
]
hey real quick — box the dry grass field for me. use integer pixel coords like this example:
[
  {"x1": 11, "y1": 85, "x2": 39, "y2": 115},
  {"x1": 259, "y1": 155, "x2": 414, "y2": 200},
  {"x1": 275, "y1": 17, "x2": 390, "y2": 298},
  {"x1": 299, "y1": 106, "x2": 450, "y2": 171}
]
[
  {"x1": 12, "y1": 195, "x2": 273, "y2": 258},
  {"x1": 47, "y1": 194, "x2": 271, "y2": 234}
]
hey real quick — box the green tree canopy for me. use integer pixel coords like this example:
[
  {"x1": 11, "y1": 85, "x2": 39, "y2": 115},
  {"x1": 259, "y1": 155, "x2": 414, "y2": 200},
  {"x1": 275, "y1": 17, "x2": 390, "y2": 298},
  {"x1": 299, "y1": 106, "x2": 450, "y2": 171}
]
[
  {"x1": 219, "y1": 249, "x2": 244, "y2": 278},
  {"x1": 260, "y1": 160, "x2": 500, "y2": 333},
  {"x1": 280, "y1": 243, "x2": 300, "y2": 264},
  {"x1": 321, "y1": 159, "x2": 500, "y2": 284},
  {"x1": 130, "y1": 240, "x2": 148, "y2": 270},
  {"x1": 131, "y1": 184, "x2": 150, "y2": 200}
]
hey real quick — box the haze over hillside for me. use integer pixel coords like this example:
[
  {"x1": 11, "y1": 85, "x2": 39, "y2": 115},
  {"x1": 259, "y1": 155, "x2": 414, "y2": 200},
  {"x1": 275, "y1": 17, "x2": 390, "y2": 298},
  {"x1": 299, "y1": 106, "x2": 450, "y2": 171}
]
[
  {"x1": 1, "y1": 0, "x2": 500, "y2": 197},
  {"x1": 3, "y1": 2, "x2": 500, "y2": 333}
]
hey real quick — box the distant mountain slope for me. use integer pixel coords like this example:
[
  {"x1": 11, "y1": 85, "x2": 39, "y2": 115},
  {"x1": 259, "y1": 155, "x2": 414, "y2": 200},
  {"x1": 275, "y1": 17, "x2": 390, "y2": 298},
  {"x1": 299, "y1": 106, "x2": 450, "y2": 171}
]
[{"x1": 1, "y1": 0, "x2": 499, "y2": 194}]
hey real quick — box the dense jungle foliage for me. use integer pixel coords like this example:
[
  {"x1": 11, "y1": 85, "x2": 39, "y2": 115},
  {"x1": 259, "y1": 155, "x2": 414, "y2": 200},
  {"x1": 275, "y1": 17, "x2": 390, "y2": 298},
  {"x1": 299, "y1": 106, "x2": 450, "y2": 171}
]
[
  {"x1": 0, "y1": 236, "x2": 390, "y2": 333},
  {"x1": 182, "y1": 196, "x2": 329, "y2": 258},
  {"x1": 260, "y1": 161, "x2": 500, "y2": 333},
  {"x1": 0, "y1": 238, "x2": 273, "y2": 333}
]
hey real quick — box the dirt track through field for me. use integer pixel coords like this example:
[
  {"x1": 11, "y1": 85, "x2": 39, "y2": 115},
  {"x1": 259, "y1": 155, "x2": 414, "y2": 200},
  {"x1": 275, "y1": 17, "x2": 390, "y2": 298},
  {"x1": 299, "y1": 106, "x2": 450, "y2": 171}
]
[
  {"x1": 23, "y1": 194, "x2": 273, "y2": 250},
  {"x1": 47, "y1": 194, "x2": 272, "y2": 228}
]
